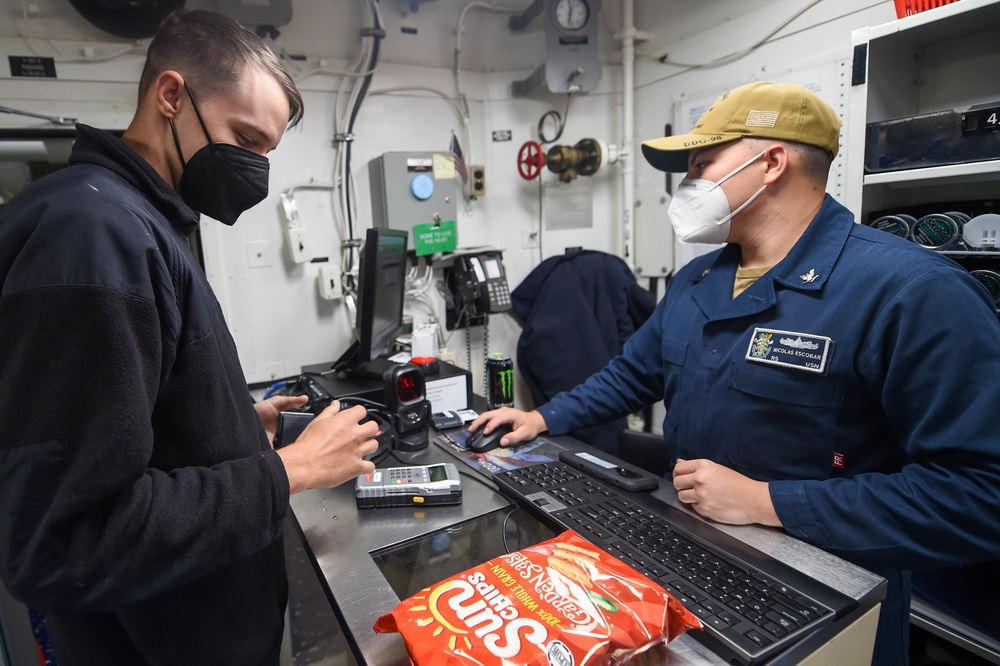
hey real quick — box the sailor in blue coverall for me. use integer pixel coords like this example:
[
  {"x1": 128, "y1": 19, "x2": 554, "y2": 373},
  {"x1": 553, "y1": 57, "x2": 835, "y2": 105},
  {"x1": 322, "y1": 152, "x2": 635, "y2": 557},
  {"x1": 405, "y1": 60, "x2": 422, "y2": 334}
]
[{"x1": 471, "y1": 82, "x2": 1000, "y2": 665}]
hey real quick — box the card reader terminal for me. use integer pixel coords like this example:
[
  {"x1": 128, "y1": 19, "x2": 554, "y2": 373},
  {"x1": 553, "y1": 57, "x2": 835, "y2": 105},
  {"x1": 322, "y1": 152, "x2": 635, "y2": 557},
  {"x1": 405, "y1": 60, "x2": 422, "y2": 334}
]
[{"x1": 355, "y1": 463, "x2": 463, "y2": 508}]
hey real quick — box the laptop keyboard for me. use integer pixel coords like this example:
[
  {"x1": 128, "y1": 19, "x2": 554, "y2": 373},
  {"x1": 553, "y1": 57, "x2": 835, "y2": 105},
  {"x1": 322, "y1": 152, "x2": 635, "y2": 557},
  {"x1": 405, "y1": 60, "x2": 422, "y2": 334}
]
[{"x1": 493, "y1": 461, "x2": 849, "y2": 665}]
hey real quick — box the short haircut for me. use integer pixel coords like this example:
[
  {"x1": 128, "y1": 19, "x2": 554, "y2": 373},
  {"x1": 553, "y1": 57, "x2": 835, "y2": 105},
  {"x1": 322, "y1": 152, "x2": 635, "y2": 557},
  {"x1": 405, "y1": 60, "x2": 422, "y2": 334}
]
[
  {"x1": 137, "y1": 9, "x2": 303, "y2": 129},
  {"x1": 742, "y1": 137, "x2": 833, "y2": 187}
]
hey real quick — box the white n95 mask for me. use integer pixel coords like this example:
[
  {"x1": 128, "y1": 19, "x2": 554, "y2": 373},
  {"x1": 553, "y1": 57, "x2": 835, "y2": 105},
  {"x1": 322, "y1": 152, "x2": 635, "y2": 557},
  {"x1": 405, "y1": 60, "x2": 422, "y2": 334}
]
[{"x1": 668, "y1": 151, "x2": 767, "y2": 244}]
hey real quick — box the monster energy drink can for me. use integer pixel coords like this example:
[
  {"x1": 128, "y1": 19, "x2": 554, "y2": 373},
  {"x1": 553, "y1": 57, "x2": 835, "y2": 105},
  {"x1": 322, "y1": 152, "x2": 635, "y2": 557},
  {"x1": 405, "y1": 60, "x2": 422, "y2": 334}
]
[{"x1": 485, "y1": 353, "x2": 514, "y2": 410}]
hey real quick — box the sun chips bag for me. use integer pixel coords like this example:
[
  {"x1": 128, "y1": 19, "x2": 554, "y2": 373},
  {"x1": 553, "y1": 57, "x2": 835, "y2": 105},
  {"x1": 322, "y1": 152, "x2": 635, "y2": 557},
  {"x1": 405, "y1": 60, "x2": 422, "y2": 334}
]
[{"x1": 374, "y1": 530, "x2": 701, "y2": 665}]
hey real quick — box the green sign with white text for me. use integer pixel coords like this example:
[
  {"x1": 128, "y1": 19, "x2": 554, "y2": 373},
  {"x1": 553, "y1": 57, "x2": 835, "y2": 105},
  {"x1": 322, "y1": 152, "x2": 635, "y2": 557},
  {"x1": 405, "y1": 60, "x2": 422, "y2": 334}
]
[{"x1": 413, "y1": 220, "x2": 457, "y2": 256}]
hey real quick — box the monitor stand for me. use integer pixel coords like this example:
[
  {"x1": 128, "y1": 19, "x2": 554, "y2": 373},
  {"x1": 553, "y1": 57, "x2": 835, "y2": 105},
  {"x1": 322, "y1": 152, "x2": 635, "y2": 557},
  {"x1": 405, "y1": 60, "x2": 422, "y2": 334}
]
[{"x1": 330, "y1": 341, "x2": 398, "y2": 382}]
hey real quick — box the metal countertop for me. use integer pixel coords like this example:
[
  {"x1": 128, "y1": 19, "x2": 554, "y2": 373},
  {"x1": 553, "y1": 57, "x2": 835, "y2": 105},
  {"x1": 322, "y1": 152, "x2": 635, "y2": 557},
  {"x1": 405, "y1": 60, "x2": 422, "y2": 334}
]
[{"x1": 290, "y1": 434, "x2": 884, "y2": 665}]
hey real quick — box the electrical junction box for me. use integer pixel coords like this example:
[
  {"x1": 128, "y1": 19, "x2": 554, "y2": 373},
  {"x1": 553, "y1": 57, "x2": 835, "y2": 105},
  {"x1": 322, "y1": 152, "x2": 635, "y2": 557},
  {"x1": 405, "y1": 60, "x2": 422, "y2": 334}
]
[
  {"x1": 633, "y1": 188, "x2": 673, "y2": 279},
  {"x1": 369, "y1": 152, "x2": 458, "y2": 251}
]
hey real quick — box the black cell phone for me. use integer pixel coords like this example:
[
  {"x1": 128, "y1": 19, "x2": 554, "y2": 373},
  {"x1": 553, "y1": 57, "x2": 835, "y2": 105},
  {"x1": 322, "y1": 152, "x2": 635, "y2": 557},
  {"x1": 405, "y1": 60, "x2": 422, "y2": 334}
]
[
  {"x1": 558, "y1": 450, "x2": 660, "y2": 492},
  {"x1": 274, "y1": 411, "x2": 314, "y2": 449}
]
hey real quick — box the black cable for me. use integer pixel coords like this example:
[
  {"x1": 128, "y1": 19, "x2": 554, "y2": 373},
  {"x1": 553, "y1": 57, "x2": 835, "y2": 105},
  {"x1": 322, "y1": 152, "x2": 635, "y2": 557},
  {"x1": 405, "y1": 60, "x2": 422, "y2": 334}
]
[
  {"x1": 501, "y1": 506, "x2": 520, "y2": 554},
  {"x1": 344, "y1": 3, "x2": 384, "y2": 243},
  {"x1": 453, "y1": 465, "x2": 500, "y2": 494},
  {"x1": 537, "y1": 93, "x2": 573, "y2": 145},
  {"x1": 482, "y1": 316, "x2": 490, "y2": 395},
  {"x1": 466, "y1": 327, "x2": 473, "y2": 376}
]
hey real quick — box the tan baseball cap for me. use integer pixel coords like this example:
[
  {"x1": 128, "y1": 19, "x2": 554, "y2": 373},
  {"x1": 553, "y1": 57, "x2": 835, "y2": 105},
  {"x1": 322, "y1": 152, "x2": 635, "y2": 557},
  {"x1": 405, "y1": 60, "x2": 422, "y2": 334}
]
[{"x1": 641, "y1": 81, "x2": 842, "y2": 173}]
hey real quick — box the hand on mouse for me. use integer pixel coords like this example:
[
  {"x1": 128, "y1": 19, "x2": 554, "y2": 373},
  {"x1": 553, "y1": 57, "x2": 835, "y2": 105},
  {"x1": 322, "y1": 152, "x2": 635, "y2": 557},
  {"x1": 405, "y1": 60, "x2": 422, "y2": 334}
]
[
  {"x1": 465, "y1": 424, "x2": 510, "y2": 452},
  {"x1": 468, "y1": 407, "x2": 547, "y2": 447}
]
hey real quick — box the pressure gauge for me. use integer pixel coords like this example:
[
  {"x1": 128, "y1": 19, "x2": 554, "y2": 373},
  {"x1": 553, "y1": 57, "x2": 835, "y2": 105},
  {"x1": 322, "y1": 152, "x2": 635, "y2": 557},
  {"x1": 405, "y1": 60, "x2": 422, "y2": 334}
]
[
  {"x1": 553, "y1": 0, "x2": 589, "y2": 30},
  {"x1": 510, "y1": 0, "x2": 601, "y2": 96}
]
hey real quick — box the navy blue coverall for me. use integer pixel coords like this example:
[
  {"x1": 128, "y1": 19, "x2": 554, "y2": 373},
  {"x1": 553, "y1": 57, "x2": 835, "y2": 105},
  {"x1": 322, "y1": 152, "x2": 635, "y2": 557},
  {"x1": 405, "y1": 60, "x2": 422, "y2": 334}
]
[{"x1": 537, "y1": 195, "x2": 1000, "y2": 665}]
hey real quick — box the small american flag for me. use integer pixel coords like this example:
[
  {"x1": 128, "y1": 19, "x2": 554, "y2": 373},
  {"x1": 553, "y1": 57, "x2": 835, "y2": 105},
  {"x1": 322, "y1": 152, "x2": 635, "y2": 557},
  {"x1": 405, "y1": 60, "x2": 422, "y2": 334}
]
[
  {"x1": 746, "y1": 110, "x2": 779, "y2": 127},
  {"x1": 450, "y1": 133, "x2": 468, "y2": 184}
]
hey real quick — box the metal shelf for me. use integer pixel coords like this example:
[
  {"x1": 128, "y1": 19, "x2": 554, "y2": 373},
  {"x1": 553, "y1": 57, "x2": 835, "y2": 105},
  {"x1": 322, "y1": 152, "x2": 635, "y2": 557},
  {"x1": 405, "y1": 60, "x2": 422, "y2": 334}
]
[
  {"x1": 850, "y1": 5, "x2": 1000, "y2": 661},
  {"x1": 937, "y1": 249, "x2": 1000, "y2": 257},
  {"x1": 911, "y1": 596, "x2": 1000, "y2": 665},
  {"x1": 864, "y1": 160, "x2": 1000, "y2": 188},
  {"x1": 864, "y1": 160, "x2": 1000, "y2": 189}
]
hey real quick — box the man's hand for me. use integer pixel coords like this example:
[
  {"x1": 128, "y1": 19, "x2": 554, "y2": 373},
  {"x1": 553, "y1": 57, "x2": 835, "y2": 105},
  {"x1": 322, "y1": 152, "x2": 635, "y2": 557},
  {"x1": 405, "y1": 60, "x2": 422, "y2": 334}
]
[
  {"x1": 468, "y1": 407, "x2": 547, "y2": 447},
  {"x1": 254, "y1": 394, "x2": 309, "y2": 442},
  {"x1": 277, "y1": 402, "x2": 378, "y2": 495},
  {"x1": 672, "y1": 458, "x2": 782, "y2": 527}
]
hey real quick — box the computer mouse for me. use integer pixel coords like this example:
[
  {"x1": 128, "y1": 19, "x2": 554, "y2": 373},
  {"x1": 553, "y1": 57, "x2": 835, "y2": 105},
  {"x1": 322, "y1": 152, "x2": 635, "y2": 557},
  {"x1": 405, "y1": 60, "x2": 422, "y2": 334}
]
[{"x1": 465, "y1": 424, "x2": 514, "y2": 453}]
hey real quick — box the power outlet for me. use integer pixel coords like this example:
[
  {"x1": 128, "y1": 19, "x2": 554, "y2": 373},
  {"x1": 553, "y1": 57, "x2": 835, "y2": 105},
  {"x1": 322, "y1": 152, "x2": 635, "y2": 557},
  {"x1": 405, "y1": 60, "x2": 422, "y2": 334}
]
[
  {"x1": 318, "y1": 264, "x2": 342, "y2": 300},
  {"x1": 287, "y1": 227, "x2": 311, "y2": 264},
  {"x1": 470, "y1": 165, "x2": 486, "y2": 197}
]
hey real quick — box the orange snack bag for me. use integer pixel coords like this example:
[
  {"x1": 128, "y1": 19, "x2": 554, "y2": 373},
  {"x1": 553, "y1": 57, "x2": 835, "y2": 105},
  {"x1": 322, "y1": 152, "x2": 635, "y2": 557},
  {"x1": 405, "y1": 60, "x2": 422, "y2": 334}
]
[{"x1": 374, "y1": 530, "x2": 701, "y2": 665}]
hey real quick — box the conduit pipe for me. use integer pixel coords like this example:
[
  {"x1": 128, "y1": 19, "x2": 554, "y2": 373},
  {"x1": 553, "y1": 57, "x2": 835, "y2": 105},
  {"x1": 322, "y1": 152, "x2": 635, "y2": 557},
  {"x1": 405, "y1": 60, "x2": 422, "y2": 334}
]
[{"x1": 621, "y1": 0, "x2": 636, "y2": 268}]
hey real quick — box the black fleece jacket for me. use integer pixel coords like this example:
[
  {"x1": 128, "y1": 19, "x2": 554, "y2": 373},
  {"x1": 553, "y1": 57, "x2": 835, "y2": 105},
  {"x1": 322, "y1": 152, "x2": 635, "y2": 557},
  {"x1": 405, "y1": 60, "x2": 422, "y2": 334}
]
[{"x1": 0, "y1": 125, "x2": 291, "y2": 665}]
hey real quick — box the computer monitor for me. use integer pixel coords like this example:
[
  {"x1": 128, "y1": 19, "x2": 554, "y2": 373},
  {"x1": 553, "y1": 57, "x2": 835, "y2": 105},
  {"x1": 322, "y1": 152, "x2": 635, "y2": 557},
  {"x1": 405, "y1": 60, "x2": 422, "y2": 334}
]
[{"x1": 335, "y1": 227, "x2": 408, "y2": 379}]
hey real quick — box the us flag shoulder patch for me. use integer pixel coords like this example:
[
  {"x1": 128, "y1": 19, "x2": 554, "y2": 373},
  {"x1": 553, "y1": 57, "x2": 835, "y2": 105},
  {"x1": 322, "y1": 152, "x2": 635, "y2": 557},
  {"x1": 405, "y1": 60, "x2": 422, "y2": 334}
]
[{"x1": 746, "y1": 110, "x2": 779, "y2": 127}]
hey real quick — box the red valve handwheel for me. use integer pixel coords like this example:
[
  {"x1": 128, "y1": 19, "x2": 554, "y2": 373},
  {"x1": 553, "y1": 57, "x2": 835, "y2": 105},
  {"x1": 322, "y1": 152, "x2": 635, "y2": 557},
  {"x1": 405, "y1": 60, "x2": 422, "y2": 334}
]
[{"x1": 517, "y1": 140, "x2": 545, "y2": 180}]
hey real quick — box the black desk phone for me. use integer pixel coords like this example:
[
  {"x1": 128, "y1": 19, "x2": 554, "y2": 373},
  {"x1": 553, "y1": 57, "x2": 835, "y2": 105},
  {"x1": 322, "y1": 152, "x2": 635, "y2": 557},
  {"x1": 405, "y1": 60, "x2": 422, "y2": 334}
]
[{"x1": 445, "y1": 252, "x2": 511, "y2": 330}]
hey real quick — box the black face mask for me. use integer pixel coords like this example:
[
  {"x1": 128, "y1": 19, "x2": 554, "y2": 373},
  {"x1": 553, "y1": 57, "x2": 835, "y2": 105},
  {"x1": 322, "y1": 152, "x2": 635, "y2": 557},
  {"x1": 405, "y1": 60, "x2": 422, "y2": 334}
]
[{"x1": 170, "y1": 84, "x2": 270, "y2": 226}]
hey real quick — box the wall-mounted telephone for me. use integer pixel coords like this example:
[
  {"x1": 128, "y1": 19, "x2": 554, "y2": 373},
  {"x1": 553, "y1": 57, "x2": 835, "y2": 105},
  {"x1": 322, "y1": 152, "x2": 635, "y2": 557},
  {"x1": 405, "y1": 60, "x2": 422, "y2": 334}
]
[{"x1": 444, "y1": 252, "x2": 512, "y2": 330}]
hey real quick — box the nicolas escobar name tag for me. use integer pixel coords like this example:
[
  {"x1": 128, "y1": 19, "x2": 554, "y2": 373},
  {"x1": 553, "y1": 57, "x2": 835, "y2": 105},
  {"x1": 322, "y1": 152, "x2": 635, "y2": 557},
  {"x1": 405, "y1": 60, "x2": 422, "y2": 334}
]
[{"x1": 745, "y1": 328, "x2": 831, "y2": 374}]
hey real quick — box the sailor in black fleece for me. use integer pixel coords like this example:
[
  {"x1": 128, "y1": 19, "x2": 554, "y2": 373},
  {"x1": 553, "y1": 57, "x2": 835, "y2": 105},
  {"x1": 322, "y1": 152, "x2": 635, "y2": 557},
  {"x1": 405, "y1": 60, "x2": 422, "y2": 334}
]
[{"x1": 0, "y1": 10, "x2": 378, "y2": 665}]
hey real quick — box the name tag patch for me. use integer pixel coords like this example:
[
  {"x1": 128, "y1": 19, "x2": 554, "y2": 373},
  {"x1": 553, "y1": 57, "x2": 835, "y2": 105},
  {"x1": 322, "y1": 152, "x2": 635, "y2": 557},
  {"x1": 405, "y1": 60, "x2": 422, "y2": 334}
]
[{"x1": 745, "y1": 328, "x2": 831, "y2": 374}]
